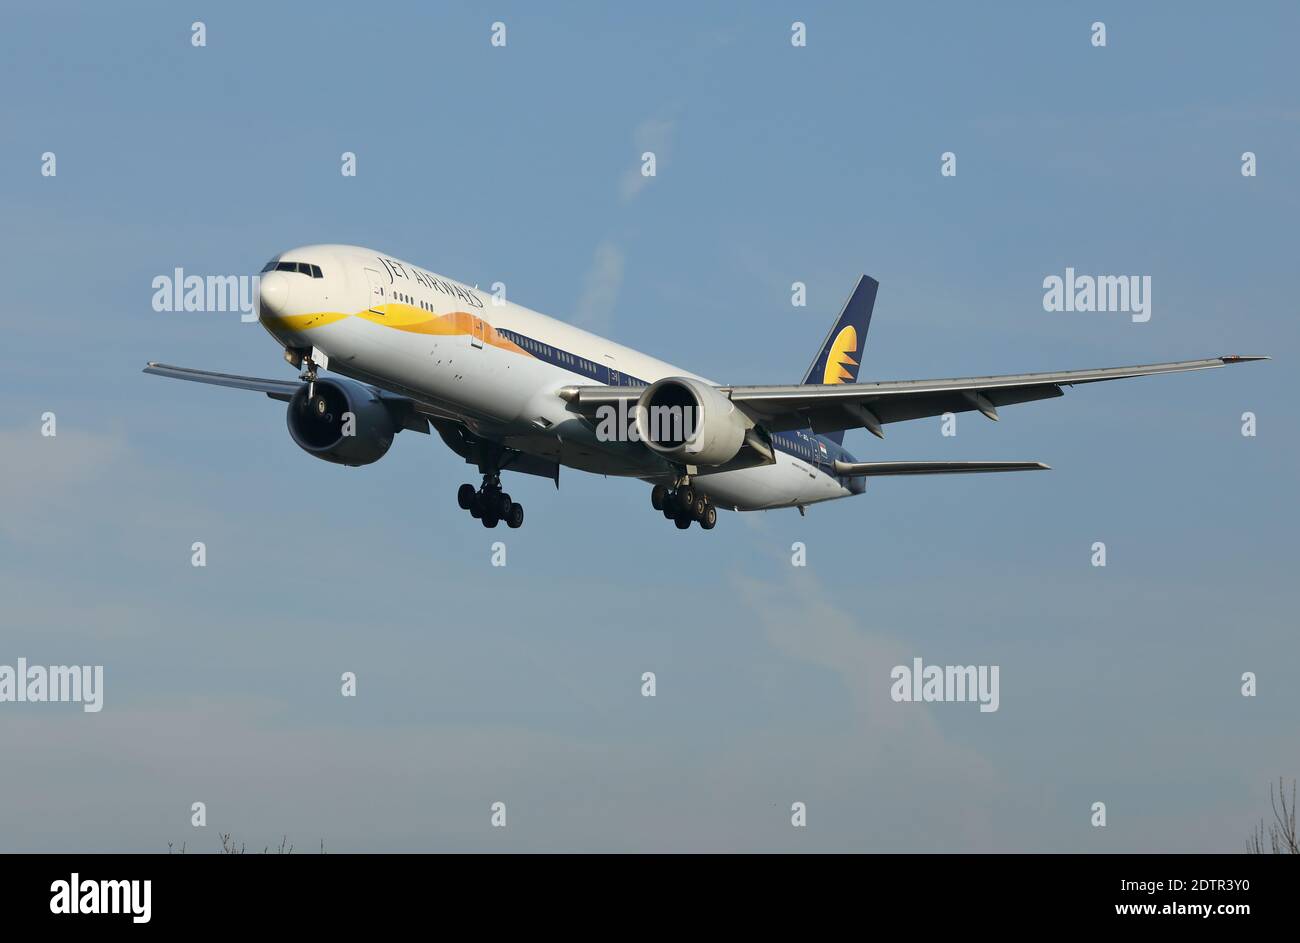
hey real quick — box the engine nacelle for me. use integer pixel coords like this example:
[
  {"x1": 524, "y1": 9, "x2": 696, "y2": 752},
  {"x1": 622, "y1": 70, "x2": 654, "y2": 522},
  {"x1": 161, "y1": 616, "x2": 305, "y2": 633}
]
[
  {"x1": 634, "y1": 377, "x2": 747, "y2": 467},
  {"x1": 287, "y1": 377, "x2": 398, "y2": 466}
]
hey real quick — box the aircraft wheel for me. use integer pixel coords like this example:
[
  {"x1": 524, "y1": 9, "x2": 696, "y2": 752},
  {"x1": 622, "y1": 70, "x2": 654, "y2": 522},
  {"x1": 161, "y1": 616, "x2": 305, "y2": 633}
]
[
  {"x1": 496, "y1": 492, "x2": 513, "y2": 518},
  {"x1": 457, "y1": 483, "x2": 477, "y2": 510},
  {"x1": 700, "y1": 505, "x2": 717, "y2": 530},
  {"x1": 662, "y1": 505, "x2": 676, "y2": 520},
  {"x1": 506, "y1": 503, "x2": 524, "y2": 529},
  {"x1": 650, "y1": 484, "x2": 669, "y2": 511},
  {"x1": 674, "y1": 513, "x2": 692, "y2": 530},
  {"x1": 469, "y1": 495, "x2": 483, "y2": 519},
  {"x1": 482, "y1": 513, "x2": 499, "y2": 528},
  {"x1": 691, "y1": 494, "x2": 709, "y2": 521},
  {"x1": 676, "y1": 485, "x2": 696, "y2": 511}
]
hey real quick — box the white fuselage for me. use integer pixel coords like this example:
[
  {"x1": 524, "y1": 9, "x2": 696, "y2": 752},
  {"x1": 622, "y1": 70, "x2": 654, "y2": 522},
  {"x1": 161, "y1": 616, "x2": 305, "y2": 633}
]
[{"x1": 257, "y1": 244, "x2": 857, "y2": 512}]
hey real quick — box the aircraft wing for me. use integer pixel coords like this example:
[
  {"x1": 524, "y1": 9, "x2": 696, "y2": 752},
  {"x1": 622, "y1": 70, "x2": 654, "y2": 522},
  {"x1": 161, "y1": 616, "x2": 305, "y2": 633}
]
[
  {"x1": 561, "y1": 355, "x2": 1266, "y2": 437},
  {"x1": 143, "y1": 362, "x2": 302, "y2": 400},
  {"x1": 142, "y1": 362, "x2": 431, "y2": 433}
]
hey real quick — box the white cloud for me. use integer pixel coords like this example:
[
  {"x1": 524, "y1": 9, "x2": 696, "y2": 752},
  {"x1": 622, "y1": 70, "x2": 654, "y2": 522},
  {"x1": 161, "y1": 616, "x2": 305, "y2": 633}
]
[
  {"x1": 726, "y1": 568, "x2": 1006, "y2": 848},
  {"x1": 572, "y1": 243, "x2": 625, "y2": 332},
  {"x1": 0, "y1": 426, "x2": 127, "y2": 541},
  {"x1": 0, "y1": 685, "x2": 998, "y2": 852}
]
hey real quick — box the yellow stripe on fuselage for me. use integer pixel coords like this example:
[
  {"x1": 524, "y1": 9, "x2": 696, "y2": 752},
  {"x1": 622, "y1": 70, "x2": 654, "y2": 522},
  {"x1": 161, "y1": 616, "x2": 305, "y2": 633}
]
[
  {"x1": 267, "y1": 304, "x2": 529, "y2": 357},
  {"x1": 260, "y1": 311, "x2": 352, "y2": 332}
]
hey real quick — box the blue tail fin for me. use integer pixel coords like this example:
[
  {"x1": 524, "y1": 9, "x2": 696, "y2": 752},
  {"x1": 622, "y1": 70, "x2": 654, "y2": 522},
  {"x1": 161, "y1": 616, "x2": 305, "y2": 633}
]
[{"x1": 801, "y1": 275, "x2": 878, "y2": 445}]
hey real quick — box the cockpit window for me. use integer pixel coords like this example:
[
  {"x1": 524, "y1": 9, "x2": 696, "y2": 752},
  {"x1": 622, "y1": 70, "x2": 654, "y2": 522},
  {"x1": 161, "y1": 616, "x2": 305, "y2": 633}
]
[
  {"x1": 260, "y1": 258, "x2": 279, "y2": 273},
  {"x1": 268, "y1": 260, "x2": 323, "y2": 278}
]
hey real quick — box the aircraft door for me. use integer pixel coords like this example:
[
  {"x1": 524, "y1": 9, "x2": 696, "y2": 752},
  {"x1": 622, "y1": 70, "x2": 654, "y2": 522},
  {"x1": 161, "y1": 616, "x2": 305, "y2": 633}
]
[{"x1": 364, "y1": 268, "x2": 386, "y2": 314}]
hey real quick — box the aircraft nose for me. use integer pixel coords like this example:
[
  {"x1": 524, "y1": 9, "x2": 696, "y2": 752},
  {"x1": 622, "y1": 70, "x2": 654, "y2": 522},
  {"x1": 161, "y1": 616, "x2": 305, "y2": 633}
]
[{"x1": 259, "y1": 270, "x2": 291, "y2": 320}]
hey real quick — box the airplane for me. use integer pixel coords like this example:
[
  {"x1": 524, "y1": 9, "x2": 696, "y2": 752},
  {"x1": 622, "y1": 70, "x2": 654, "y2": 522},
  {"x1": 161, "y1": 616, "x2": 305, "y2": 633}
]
[{"x1": 144, "y1": 244, "x2": 1265, "y2": 531}]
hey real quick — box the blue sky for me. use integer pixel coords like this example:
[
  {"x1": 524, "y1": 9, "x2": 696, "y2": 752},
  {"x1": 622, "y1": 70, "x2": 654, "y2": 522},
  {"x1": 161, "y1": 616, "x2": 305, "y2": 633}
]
[{"x1": 1, "y1": 2, "x2": 1296, "y2": 851}]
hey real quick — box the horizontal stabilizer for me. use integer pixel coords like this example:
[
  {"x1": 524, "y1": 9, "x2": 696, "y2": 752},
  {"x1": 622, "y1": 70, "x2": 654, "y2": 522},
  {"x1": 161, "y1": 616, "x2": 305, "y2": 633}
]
[{"x1": 832, "y1": 459, "x2": 1049, "y2": 477}]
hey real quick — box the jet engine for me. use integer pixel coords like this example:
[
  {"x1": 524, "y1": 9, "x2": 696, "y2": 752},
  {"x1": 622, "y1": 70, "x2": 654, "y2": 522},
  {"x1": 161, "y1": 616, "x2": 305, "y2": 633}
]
[
  {"x1": 634, "y1": 377, "x2": 748, "y2": 467},
  {"x1": 286, "y1": 377, "x2": 399, "y2": 466}
]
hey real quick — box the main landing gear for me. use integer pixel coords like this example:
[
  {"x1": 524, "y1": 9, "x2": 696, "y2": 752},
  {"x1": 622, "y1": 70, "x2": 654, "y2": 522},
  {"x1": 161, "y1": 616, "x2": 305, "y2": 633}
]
[
  {"x1": 458, "y1": 472, "x2": 524, "y2": 529},
  {"x1": 650, "y1": 481, "x2": 717, "y2": 531}
]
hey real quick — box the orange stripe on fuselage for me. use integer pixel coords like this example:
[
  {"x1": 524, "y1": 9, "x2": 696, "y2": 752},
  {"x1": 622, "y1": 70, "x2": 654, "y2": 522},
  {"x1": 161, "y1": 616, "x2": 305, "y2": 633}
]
[
  {"x1": 271, "y1": 304, "x2": 532, "y2": 357},
  {"x1": 355, "y1": 306, "x2": 528, "y2": 355}
]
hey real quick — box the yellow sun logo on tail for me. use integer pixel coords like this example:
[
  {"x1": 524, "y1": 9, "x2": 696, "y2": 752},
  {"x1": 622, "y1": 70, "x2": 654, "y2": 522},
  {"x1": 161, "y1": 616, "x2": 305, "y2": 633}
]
[{"x1": 822, "y1": 325, "x2": 859, "y2": 384}]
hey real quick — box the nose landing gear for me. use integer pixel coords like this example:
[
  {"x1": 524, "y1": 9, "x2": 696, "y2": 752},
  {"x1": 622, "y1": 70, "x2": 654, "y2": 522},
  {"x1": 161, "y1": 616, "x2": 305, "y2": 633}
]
[
  {"x1": 650, "y1": 480, "x2": 717, "y2": 530},
  {"x1": 458, "y1": 472, "x2": 524, "y2": 528},
  {"x1": 299, "y1": 352, "x2": 320, "y2": 400}
]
